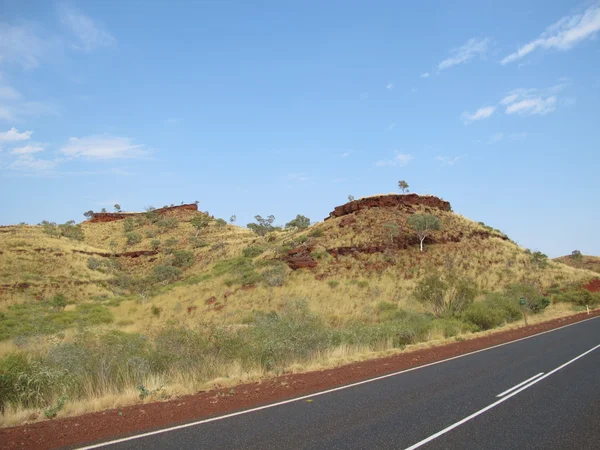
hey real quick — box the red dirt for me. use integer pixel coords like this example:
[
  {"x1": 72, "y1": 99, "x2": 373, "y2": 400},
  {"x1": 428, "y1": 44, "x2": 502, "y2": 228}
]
[
  {"x1": 583, "y1": 278, "x2": 600, "y2": 293},
  {"x1": 326, "y1": 194, "x2": 451, "y2": 220},
  {"x1": 89, "y1": 204, "x2": 199, "y2": 223},
  {"x1": 1, "y1": 310, "x2": 598, "y2": 450}
]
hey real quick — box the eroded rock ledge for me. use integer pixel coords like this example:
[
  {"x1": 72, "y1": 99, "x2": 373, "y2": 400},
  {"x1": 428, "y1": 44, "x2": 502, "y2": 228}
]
[{"x1": 326, "y1": 194, "x2": 451, "y2": 220}]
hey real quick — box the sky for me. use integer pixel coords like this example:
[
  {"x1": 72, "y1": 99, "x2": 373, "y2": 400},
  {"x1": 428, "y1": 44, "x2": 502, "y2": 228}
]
[{"x1": 0, "y1": 0, "x2": 599, "y2": 258}]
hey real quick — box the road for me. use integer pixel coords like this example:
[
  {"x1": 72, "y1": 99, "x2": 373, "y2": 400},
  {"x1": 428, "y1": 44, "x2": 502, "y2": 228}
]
[{"x1": 80, "y1": 316, "x2": 600, "y2": 450}]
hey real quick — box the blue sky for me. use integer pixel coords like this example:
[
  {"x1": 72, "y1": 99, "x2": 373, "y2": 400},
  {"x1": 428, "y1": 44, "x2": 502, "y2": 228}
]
[{"x1": 1, "y1": 0, "x2": 599, "y2": 257}]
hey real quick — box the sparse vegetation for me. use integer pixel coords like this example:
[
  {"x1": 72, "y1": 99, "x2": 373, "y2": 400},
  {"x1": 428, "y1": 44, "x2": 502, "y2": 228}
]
[
  {"x1": 247, "y1": 215, "x2": 277, "y2": 236},
  {"x1": 285, "y1": 214, "x2": 311, "y2": 230},
  {"x1": 398, "y1": 180, "x2": 409, "y2": 193},
  {"x1": 407, "y1": 214, "x2": 441, "y2": 251}
]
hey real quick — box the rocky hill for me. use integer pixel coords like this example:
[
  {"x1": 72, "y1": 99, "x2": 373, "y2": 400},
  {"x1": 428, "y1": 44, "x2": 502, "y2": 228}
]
[{"x1": 554, "y1": 254, "x2": 600, "y2": 275}]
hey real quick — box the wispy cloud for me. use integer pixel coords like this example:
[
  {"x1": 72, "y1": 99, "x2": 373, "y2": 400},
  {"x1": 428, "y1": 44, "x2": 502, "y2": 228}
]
[
  {"x1": 11, "y1": 144, "x2": 44, "y2": 154},
  {"x1": 375, "y1": 152, "x2": 414, "y2": 167},
  {"x1": 387, "y1": 123, "x2": 396, "y2": 130},
  {"x1": 58, "y1": 4, "x2": 116, "y2": 52},
  {"x1": 0, "y1": 127, "x2": 32, "y2": 141},
  {"x1": 502, "y1": 3, "x2": 600, "y2": 64},
  {"x1": 460, "y1": 106, "x2": 496, "y2": 124},
  {"x1": 0, "y1": 23, "x2": 59, "y2": 69},
  {"x1": 288, "y1": 173, "x2": 309, "y2": 181},
  {"x1": 438, "y1": 37, "x2": 491, "y2": 71},
  {"x1": 435, "y1": 155, "x2": 465, "y2": 167},
  {"x1": 420, "y1": 72, "x2": 430, "y2": 78},
  {"x1": 500, "y1": 85, "x2": 567, "y2": 116},
  {"x1": 487, "y1": 132, "x2": 528, "y2": 145},
  {"x1": 360, "y1": 92, "x2": 369, "y2": 100},
  {"x1": 9, "y1": 154, "x2": 57, "y2": 171},
  {"x1": 60, "y1": 135, "x2": 148, "y2": 159},
  {"x1": 339, "y1": 151, "x2": 351, "y2": 158},
  {"x1": 386, "y1": 82, "x2": 394, "y2": 90}
]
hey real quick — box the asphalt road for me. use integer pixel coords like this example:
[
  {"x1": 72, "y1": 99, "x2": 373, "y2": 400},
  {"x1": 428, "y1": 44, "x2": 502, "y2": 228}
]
[{"x1": 81, "y1": 316, "x2": 600, "y2": 450}]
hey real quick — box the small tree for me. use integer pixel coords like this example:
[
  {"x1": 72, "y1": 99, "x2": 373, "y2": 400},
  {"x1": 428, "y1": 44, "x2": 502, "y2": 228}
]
[
  {"x1": 413, "y1": 273, "x2": 477, "y2": 317},
  {"x1": 114, "y1": 204, "x2": 122, "y2": 213},
  {"x1": 407, "y1": 214, "x2": 441, "y2": 251},
  {"x1": 348, "y1": 195, "x2": 355, "y2": 202},
  {"x1": 144, "y1": 206, "x2": 158, "y2": 225},
  {"x1": 101, "y1": 208, "x2": 107, "y2": 213},
  {"x1": 194, "y1": 200, "x2": 200, "y2": 205},
  {"x1": 285, "y1": 214, "x2": 311, "y2": 230},
  {"x1": 247, "y1": 215, "x2": 276, "y2": 236},
  {"x1": 398, "y1": 180, "x2": 409, "y2": 193},
  {"x1": 531, "y1": 251, "x2": 549, "y2": 269},
  {"x1": 571, "y1": 250, "x2": 583, "y2": 262},
  {"x1": 49, "y1": 294, "x2": 67, "y2": 311},
  {"x1": 230, "y1": 215, "x2": 237, "y2": 224},
  {"x1": 190, "y1": 213, "x2": 210, "y2": 238},
  {"x1": 83, "y1": 210, "x2": 94, "y2": 220},
  {"x1": 152, "y1": 265, "x2": 181, "y2": 285},
  {"x1": 383, "y1": 222, "x2": 399, "y2": 244}
]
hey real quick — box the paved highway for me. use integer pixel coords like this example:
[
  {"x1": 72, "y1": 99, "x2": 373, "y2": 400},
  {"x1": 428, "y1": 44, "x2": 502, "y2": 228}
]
[{"x1": 80, "y1": 316, "x2": 600, "y2": 450}]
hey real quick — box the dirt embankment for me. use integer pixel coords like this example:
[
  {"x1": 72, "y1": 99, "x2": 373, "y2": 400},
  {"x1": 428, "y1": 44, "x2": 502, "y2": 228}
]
[
  {"x1": 1, "y1": 310, "x2": 598, "y2": 450},
  {"x1": 89, "y1": 204, "x2": 199, "y2": 223},
  {"x1": 326, "y1": 194, "x2": 452, "y2": 220}
]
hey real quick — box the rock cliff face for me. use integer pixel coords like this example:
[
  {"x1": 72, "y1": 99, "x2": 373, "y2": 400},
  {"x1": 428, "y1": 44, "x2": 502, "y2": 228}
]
[
  {"x1": 326, "y1": 194, "x2": 451, "y2": 219},
  {"x1": 89, "y1": 204, "x2": 199, "y2": 223}
]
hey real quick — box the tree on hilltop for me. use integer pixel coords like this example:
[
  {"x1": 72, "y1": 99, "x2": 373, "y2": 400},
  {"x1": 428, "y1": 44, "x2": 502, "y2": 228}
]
[
  {"x1": 83, "y1": 210, "x2": 94, "y2": 220},
  {"x1": 407, "y1": 214, "x2": 441, "y2": 251},
  {"x1": 348, "y1": 195, "x2": 355, "y2": 202},
  {"x1": 285, "y1": 214, "x2": 311, "y2": 230},
  {"x1": 571, "y1": 250, "x2": 583, "y2": 262},
  {"x1": 247, "y1": 215, "x2": 276, "y2": 236},
  {"x1": 114, "y1": 204, "x2": 122, "y2": 212},
  {"x1": 398, "y1": 180, "x2": 409, "y2": 194},
  {"x1": 190, "y1": 213, "x2": 210, "y2": 238}
]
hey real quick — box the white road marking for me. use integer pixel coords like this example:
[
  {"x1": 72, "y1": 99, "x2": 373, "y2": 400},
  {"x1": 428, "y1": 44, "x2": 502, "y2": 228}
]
[
  {"x1": 496, "y1": 372, "x2": 544, "y2": 397},
  {"x1": 404, "y1": 343, "x2": 600, "y2": 450},
  {"x1": 76, "y1": 315, "x2": 600, "y2": 450}
]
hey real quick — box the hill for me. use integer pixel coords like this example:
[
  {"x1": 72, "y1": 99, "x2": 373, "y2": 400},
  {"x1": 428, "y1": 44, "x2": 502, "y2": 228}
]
[
  {"x1": 0, "y1": 194, "x2": 598, "y2": 425},
  {"x1": 554, "y1": 254, "x2": 600, "y2": 275}
]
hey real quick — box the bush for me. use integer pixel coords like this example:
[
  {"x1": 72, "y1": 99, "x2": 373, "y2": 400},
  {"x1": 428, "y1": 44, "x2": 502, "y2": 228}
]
[
  {"x1": 327, "y1": 280, "x2": 340, "y2": 289},
  {"x1": 504, "y1": 284, "x2": 550, "y2": 313},
  {"x1": 125, "y1": 232, "x2": 142, "y2": 245},
  {"x1": 285, "y1": 215, "x2": 311, "y2": 230},
  {"x1": 171, "y1": 250, "x2": 194, "y2": 268},
  {"x1": 151, "y1": 239, "x2": 161, "y2": 251},
  {"x1": 156, "y1": 217, "x2": 179, "y2": 232},
  {"x1": 152, "y1": 266, "x2": 181, "y2": 284},
  {"x1": 308, "y1": 228, "x2": 324, "y2": 238},
  {"x1": 213, "y1": 257, "x2": 261, "y2": 286},
  {"x1": 462, "y1": 303, "x2": 505, "y2": 331},
  {"x1": 413, "y1": 273, "x2": 477, "y2": 317},
  {"x1": 87, "y1": 258, "x2": 102, "y2": 270},
  {"x1": 262, "y1": 264, "x2": 287, "y2": 287},
  {"x1": 552, "y1": 288, "x2": 600, "y2": 307},
  {"x1": 123, "y1": 218, "x2": 135, "y2": 233},
  {"x1": 242, "y1": 246, "x2": 267, "y2": 258},
  {"x1": 433, "y1": 318, "x2": 477, "y2": 338},
  {"x1": 215, "y1": 218, "x2": 227, "y2": 227}
]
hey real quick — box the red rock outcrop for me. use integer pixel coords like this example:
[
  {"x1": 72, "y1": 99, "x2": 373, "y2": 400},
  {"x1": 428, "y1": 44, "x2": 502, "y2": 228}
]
[
  {"x1": 284, "y1": 247, "x2": 317, "y2": 270},
  {"x1": 71, "y1": 249, "x2": 159, "y2": 258},
  {"x1": 89, "y1": 203, "x2": 199, "y2": 223},
  {"x1": 583, "y1": 279, "x2": 600, "y2": 293},
  {"x1": 326, "y1": 194, "x2": 451, "y2": 220}
]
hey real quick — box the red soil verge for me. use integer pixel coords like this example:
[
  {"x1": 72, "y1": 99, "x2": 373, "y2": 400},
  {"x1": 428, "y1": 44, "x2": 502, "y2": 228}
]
[
  {"x1": 583, "y1": 278, "x2": 600, "y2": 293},
  {"x1": 2, "y1": 310, "x2": 599, "y2": 450}
]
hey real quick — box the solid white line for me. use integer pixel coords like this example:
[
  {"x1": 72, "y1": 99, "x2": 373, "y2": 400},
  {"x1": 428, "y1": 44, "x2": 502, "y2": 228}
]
[
  {"x1": 404, "y1": 343, "x2": 600, "y2": 450},
  {"x1": 76, "y1": 314, "x2": 600, "y2": 450},
  {"x1": 496, "y1": 372, "x2": 544, "y2": 397}
]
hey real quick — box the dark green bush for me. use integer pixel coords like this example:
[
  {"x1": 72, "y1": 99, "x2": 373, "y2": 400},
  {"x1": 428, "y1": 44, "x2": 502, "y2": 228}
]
[
  {"x1": 171, "y1": 250, "x2": 194, "y2": 268},
  {"x1": 125, "y1": 232, "x2": 142, "y2": 245},
  {"x1": 242, "y1": 246, "x2": 267, "y2": 258}
]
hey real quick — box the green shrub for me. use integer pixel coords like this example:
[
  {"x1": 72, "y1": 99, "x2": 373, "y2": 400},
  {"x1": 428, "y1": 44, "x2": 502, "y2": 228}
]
[
  {"x1": 462, "y1": 302, "x2": 505, "y2": 330},
  {"x1": 327, "y1": 280, "x2": 340, "y2": 289},
  {"x1": 308, "y1": 228, "x2": 324, "y2": 238},
  {"x1": 151, "y1": 305, "x2": 162, "y2": 318},
  {"x1": 156, "y1": 217, "x2": 179, "y2": 232},
  {"x1": 356, "y1": 280, "x2": 369, "y2": 288},
  {"x1": 504, "y1": 284, "x2": 550, "y2": 313},
  {"x1": 87, "y1": 258, "x2": 102, "y2": 270},
  {"x1": 433, "y1": 318, "x2": 477, "y2": 338},
  {"x1": 213, "y1": 257, "x2": 261, "y2": 286},
  {"x1": 123, "y1": 218, "x2": 135, "y2": 233},
  {"x1": 152, "y1": 265, "x2": 181, "y2": 284},
  {"x1": 262, "y1": 264, "x2": 287, "y2": 287},
  {"x1": 215, "y1": 218, "x2": 227, "y2": 227},
  {"x1": 151, "y1": 239, "x2": 161, "y2": 251},
  {"x1": 552, "y1": 288, "x2": 600, "y2": 307},
  {"x1": 125, "y1": 232, "x2": 142, "y2": 245},
  {"x1": 242, "y1": 246, "x2": 267, "y2": 258},
  {"x1": 58, "y1": 221, "x2": 84, "y2": 241},
  {"x1": 171, "y1": 250, "x2": 194, "y2": 268}
]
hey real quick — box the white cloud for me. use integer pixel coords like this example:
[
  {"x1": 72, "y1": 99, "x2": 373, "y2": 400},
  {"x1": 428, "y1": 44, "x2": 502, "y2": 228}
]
[
  {"x1": 375, "y1": 152, "x2": 414, "y2": 167},
  {"x1": 387, "y1": 123, "x2": 396, "y2": 130},
  {"x1": 420, "y1": 72, "x2": 430, "y2": 78},
  {"x1": 386, "y1": 82, "x2": 394, "y2": 90},
  {"x1": 0, "y1": 127, "x2": 32, "y2": 141},
  {"x1": 58, "y1": 4, "x2": 116, "y2": 52},
  {"x1": 9, "y1": 155, "x2": 56, "y2": 171},
  {"x1": 435, "y1": 155, "x2": 465, "y2": 166},
  {"x1": 487, "y1": 132, "x2": 528, "y2": 144},
  {"x1": 11, "y1": 144, "x2": 44, "y2": 154},
  {"x1": 288, "y1": 173, "x2": 309, "y2": 181},
  {"x1": 60, "y1": 135, "x2": 148, "y2": 159},
  {"x1": 502, "y1": 3, "x2": 600, "y2": 64},
  {"x1": 460, "y1": 106, "x2": 496, "y2": 124},
  {"x1": 438, "y1": 37, "x2": 491, "y2": 70},
  {"x1": 0, "y1": 85, "x2": 20, "y2": 100},
  {"x1": 0, "y1": 23, "x2": 56, "y2": 69},
  {"x1": 501, "y1": 86, "x2": 564, "y2": 116},
  {"x1": 340, "y1": 152, "x2": 351, "y2": 158}
]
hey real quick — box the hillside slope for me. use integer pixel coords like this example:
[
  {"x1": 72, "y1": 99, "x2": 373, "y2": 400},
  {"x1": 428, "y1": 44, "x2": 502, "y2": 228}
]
[{"x1": 554, "y1": 254, "x2": 600, "y2": 275}]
